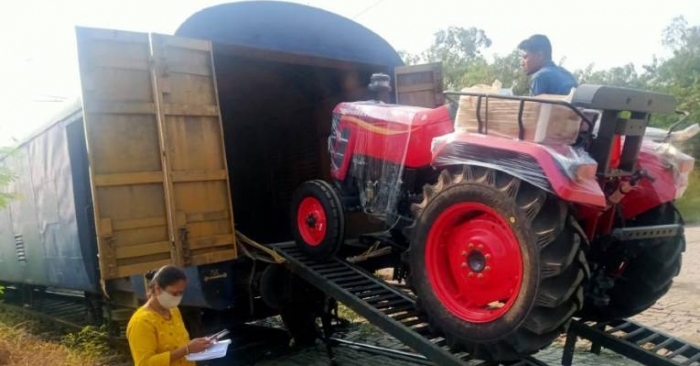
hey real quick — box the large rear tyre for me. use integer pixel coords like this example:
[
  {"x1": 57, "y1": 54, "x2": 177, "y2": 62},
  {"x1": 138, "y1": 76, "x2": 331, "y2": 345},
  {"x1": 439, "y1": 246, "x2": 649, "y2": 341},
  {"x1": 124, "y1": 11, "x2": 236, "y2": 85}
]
[
  {"x1": 291, "y1": 180, "x2": 345, "y2": 261},
  {"x1": 409, "y1": 166, "x2": 588, "y2": 362},
  {"x1": 577, "y1": 202, "x2": 684, "y2": 321}
]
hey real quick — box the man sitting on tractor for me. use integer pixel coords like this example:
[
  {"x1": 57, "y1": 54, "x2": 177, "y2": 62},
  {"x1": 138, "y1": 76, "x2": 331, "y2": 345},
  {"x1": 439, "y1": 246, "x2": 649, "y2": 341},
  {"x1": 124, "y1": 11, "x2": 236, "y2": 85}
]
[{"x1": 518, "y1": 34, "x2": 578, "y2": 96}]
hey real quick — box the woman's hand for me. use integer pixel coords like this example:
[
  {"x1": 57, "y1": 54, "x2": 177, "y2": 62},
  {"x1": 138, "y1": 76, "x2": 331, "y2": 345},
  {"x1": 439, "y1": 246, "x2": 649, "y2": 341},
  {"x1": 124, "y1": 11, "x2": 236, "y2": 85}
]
[{"x1": 188, "y1": 337, "x2": 213, "y2": 354}]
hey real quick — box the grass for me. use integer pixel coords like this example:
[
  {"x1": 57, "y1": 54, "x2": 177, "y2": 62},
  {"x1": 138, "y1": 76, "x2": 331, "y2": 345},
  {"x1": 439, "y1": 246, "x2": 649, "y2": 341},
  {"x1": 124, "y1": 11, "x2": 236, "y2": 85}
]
[
  {"x1": 676, "y1": 170, "x2": 700, "y2": 224},
  {"x1": 0, "y1": 306, "x2": 127, "y2": 366}
]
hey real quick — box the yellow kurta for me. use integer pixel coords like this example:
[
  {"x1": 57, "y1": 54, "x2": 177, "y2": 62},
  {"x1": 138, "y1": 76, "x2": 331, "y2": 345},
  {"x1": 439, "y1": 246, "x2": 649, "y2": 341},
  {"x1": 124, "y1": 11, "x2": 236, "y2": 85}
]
[{"x1": 126, "y1": 306, "x2": 195, "y2": 366}]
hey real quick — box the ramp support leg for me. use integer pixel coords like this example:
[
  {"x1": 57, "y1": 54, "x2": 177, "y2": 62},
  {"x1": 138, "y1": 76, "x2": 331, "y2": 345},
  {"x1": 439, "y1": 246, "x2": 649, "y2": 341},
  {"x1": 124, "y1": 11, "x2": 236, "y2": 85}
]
[
  {"x1": 321, "y1": 297, "x2": 339, "y2": 366},
  {"x1": 562, "y1": 326, "x2": 578, "y2": 366},
  {"x1": 590, "y1": 323, "x2": 605, "y2": 355}
]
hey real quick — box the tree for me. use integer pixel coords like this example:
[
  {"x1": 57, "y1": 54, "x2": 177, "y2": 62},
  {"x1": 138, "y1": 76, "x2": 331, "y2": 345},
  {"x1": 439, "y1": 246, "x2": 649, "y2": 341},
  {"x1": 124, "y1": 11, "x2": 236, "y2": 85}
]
[
  {"x1": 398, "y1": 26, "x2": 495, "y2": 90},
  {"x1": 482, "y1": 51, "x2": 531, "y2": 95},
  {"x1": 0, "y1": 146, "x2": 16, "y2": 209},
  {"x1": 574, "y1": 63, "x2": 648, "y2": 89},
  {"x1": 650, "y1": 16, "x2": 700, "y2": 158},
  {"x1": 569, "y1": 16, "x2": 700, "y2": 157},
  {"x1": 656, "y1": 17, "x2": 700, "y2": 117},
  {"x1": 396, "y1": 50, "x2": 422, "y2": 66}
]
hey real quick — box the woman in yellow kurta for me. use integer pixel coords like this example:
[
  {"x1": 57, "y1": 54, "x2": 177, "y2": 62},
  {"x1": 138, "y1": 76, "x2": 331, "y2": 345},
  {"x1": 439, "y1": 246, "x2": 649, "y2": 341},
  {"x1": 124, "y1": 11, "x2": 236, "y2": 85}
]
[{"x1": 126, "y1": 265, "x2": 212, "y2": 365}]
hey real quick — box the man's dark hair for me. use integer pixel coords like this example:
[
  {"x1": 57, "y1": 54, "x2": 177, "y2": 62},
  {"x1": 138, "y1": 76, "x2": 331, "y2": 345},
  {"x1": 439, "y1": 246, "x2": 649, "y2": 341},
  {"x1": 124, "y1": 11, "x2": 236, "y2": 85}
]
[
  {"x1": 518, "y1": 34, "x2": 552, "y2": 60},
  {"x1": 146, "y1": 265, "x2": 187, "y2": 291}
]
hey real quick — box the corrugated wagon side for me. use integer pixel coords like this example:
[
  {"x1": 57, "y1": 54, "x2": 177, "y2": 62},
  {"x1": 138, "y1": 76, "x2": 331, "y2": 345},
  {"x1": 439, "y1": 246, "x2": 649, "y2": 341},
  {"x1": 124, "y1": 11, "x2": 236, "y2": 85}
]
[{"x1": 0, "y1": 102, "x2": 98, "y2": 292}]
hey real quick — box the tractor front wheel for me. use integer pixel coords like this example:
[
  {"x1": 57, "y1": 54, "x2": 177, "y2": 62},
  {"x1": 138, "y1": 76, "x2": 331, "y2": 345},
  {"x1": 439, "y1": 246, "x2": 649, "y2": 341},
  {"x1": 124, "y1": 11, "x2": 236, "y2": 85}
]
[
  {"x1": 409, "y1": 166, "x2": 588, "y2": 361},
  {"x1": 291, "y1": 180, "x2": 345, "y2": 261}
]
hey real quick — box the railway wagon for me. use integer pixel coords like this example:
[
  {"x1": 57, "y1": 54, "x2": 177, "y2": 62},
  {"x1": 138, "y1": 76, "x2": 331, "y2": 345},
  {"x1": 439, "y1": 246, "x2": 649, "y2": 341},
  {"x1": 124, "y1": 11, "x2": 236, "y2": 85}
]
[{"x1": 0, "y1": 1, "x2": 442, "y2": 331}]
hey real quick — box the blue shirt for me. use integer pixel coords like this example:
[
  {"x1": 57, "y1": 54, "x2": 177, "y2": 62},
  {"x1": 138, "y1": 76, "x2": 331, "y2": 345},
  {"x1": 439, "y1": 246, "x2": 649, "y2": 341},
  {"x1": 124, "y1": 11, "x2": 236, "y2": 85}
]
[{"x1": 529, "y1": 61, "x2": 578, "y2": 96}]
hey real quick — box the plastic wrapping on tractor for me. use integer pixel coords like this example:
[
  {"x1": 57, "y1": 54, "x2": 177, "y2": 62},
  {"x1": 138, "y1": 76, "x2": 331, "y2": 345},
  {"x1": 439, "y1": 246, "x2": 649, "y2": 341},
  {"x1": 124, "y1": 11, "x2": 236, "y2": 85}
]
[
  {"x1": 431, "y1": 131, "x2": 607, "y2": 208},
  {"x1": 619, "y1": 138, "x2": 696, "y2": 219},
  {"x1": 329, "y1": 101, "x2": 454, "y2": 223},
  {"x1": 329, "y1": 102, "x2": 414, "y2": 222}
]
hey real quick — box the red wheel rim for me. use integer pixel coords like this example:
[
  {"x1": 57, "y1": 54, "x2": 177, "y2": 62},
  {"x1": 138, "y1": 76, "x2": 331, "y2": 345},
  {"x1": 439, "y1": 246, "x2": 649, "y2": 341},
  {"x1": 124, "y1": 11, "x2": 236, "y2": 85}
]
[
  {"x1": 425, "y1": 202, "x2": 523, "y2": 323},
  {"x1": 297, "y1": 197, "x2": 327, "y2": 246}
]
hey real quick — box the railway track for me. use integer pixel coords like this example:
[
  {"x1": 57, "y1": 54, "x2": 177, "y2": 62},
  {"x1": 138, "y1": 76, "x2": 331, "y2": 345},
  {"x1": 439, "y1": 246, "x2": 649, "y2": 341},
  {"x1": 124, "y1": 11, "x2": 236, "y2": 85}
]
[{"x1": 0, "y1": 286, "x2": 104, "y2": 332}]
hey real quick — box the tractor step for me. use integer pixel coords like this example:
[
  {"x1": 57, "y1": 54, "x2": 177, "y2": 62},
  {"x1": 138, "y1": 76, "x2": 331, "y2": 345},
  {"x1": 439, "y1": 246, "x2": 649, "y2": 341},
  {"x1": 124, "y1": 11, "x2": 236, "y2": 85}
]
[
  {"x1": 611, "y1": 224, "x2": 683, "y2": 241},
  {"x1": 563, "y1": 318, "x2": 700, "y2": 366},
  {"x1": 270, "y1": 241, "x2": 546, "y2": 366}
]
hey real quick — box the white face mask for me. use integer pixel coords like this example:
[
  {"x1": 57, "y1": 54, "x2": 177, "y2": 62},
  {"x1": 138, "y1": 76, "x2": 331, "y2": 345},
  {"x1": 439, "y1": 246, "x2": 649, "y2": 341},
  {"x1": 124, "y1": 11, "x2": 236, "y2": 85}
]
[{"x1": 156, "y1": 290, "x2": 182, "y2": 309}]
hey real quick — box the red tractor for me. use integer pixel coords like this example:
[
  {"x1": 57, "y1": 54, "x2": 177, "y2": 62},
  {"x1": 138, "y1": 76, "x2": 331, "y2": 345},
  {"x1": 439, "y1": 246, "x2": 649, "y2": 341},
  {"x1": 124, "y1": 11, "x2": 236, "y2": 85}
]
[{"x1": 290, "y1": 74, "x2": 697, "y2": 361}]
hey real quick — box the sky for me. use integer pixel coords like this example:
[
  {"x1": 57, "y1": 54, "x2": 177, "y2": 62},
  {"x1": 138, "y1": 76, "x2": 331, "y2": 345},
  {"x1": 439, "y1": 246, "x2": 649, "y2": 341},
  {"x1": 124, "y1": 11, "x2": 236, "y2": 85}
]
[{"x1": 1, "y1": 0, "x2": 699, "y2": 145}]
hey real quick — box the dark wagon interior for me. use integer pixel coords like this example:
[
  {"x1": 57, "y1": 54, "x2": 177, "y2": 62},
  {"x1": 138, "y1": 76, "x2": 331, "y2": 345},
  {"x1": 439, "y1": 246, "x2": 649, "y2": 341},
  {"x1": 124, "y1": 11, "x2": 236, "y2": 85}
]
[{"x1": 175, "y1": 1, "x2": 404, "y2": 243}]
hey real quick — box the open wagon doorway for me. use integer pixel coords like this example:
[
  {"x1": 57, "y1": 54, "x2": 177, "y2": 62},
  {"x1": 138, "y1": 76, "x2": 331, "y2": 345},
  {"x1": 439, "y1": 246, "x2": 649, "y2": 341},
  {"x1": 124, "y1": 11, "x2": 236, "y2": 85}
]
[
  {"x1": 211, "y1": 48, "x2": 393, "y2": 244},
  {"x1": 175, "y1": 1, "x2": 441, "y2": 244}
]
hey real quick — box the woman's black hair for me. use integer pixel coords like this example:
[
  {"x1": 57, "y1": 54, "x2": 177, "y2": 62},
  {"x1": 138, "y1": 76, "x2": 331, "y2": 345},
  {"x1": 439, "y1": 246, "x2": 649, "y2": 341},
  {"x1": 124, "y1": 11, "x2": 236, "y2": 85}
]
[{"x1": 146, "y1": 265, "x2": 187, "y2": 293}]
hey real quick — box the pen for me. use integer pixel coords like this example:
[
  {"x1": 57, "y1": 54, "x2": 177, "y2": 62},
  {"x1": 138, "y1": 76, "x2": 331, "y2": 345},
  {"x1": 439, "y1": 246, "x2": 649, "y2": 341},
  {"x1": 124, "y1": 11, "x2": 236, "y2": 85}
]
[{"x1": 207, "y1": 329, "x2": 230, "y2": 342}]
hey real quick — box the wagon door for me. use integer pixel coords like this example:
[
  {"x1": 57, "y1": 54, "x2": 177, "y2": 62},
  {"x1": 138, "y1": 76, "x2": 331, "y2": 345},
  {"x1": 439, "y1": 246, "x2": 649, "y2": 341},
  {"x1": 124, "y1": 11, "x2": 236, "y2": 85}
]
[
  {"x1": 394, "y1": 63, "x2": 445, "y2": 108},
  {"x1": 75, "y1": 27, "x2": 237, "y2": 280}
]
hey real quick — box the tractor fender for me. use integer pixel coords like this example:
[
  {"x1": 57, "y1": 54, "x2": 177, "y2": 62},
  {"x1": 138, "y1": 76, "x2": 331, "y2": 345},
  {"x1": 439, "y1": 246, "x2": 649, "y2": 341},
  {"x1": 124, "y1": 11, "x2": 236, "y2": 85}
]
[
  {"x1": 431, "y1": 132, "x2": 606, "y2": 208},
  {"x1": 619, "y1": 141, "x2": 695, "y2": 219}
]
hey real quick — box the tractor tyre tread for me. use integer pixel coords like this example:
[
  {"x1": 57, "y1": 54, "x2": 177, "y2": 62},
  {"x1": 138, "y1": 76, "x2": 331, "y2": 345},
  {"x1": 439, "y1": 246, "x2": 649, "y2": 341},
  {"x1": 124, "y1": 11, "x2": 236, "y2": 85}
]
[
  {"x1": 577, "y1": 202, "x2": 684, "y2": 321},
  {"x1": 408, "y1": 166, "x2": 588, "y2": 362},
  {"x1": 290, "y1": 179, "x2": 345, "y2": 261}
]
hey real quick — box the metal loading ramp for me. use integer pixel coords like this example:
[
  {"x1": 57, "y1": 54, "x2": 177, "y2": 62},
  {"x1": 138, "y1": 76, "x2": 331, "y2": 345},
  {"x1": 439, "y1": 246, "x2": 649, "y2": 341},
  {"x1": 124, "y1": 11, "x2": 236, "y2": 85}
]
[
  {"x1": 270, "y1": 241, "x2": 548, "y2": 366},
  {"x1": 564, "y1": 318, "x2": 700, "y2": 366}
]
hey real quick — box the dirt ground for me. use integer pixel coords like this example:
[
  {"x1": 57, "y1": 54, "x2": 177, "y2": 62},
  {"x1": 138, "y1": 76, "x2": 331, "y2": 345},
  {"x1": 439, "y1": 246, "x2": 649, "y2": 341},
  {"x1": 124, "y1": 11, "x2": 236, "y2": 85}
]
[{"x1": 254, "y1": 226, "x2": 700, "y2": 366}]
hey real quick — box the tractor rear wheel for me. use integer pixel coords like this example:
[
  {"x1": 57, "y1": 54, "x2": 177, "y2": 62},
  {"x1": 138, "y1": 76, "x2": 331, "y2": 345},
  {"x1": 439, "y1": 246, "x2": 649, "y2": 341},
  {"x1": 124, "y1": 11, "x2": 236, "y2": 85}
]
[
  {"x1": 291, "y1": 180, "x2": 345, "y2": 261},
  {"x1": 577, "y1": 202, "x2": 684, "y2": 321},
  {"x1": 409, "y1": 166, "x2": 588, "y2": 362}
]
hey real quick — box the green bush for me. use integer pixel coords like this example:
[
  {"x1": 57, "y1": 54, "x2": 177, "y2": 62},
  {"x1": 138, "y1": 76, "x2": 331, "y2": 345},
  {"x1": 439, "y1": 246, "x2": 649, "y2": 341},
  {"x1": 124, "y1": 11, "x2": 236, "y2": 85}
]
[
  {"x1": 0, "y1": 146, "x2": 17, "y2": 209},
  {"x1": 677, "y1": 170, "x2": 700, "y2": 224}
]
